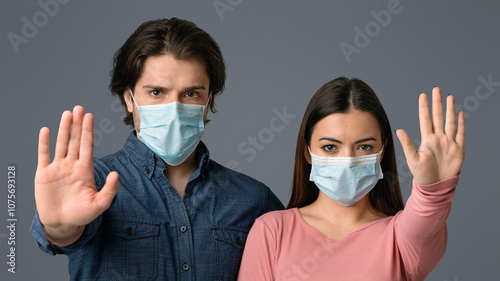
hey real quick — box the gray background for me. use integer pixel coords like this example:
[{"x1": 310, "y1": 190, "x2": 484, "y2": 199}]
[{"x1": 1, "y1": 0, "x2": 499, "y2": 280}]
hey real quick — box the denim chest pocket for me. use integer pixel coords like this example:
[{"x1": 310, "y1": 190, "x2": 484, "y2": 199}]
[
  {"x1": 211, "y1": 226, "x2": 249, "y2": 281},
  {"x1": 104, "y1": 218, "x2": 160, "y2": 281}
]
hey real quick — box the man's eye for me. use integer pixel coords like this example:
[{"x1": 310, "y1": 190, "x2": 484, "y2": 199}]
[
  {"x1": 185, "y1": 92, "x2": 198, "y2": 98},
  {"x1": 150, "y1": 90, "x2": 162, "y2": 97}
]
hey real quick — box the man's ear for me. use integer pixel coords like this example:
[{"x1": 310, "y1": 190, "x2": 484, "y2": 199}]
[
  {"x1": 304, "y1": 143, "x2": 312, "y2": 165},
  {"x1": 124, "y1": 88, "x2": 134, "y2": 113}
]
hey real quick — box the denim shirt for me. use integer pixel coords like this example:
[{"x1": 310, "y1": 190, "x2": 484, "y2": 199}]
[{"x1": 30, "y1": 131, "x2": 284, "y2": 281}]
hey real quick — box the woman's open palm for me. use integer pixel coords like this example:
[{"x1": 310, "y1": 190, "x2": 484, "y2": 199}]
[{"x1": 396, "y1": 87, "x2": 465, "y2": 185}]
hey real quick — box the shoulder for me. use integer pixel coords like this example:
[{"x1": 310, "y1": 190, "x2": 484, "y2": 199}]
[
  {"x1": 208, "y1": 160, "x2": 266, "y2": 187},
  {"x1": 206, "y1": 160, "x2": 272, "y2": 195},
  {"x1": 245, "y1": 209, "x2": 299, "y2": 248},
  {"x1": 254, "y1": 208, "x2": 298, "y2": 232},
  {"x1": 94, "y1": 131, "x2": 148, "y2": 171},
  {"x1": 92, "y1": 149, "x2": 127, "y2": 188},
  {"x1": 94, "y1": 149, "x2": 125, "y2": 169},
  {"x1": 207, "y1": 160, "x2": 284, "y2": 209}
]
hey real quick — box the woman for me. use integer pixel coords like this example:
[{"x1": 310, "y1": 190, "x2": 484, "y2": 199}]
[{"x1": 237, "y1": 77, "x2": 464, "y2": 280}]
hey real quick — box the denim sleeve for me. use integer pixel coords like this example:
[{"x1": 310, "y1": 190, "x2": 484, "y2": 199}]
[
  {"x1": 264, "y1": 184, "x2": 285, "y2": 212},
  {"x1": 29, "y1": 211, "x2": 102, "y2": 255},
  {"x1": 29, "y1": 158, "x2": 108, "y2": 255}
]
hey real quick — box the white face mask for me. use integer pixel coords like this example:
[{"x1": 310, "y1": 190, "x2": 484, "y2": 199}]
[
  {"x1": 309, "y1": 147, "x2": 384, "y2": 206},
  {"x1": 131, "y1": 90, "x2": 209, "y2": 166}
]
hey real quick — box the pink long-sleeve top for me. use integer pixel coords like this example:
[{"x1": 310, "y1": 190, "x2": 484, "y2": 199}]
[{"x1": 237, "y1": 176, "x2": 459, "y2": 281}]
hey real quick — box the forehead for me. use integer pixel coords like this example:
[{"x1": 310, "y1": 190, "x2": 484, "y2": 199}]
[
  {"x1": 138, "y1": 54, "x2": 209, "y2": 86},
  {"x1": 312, "y1": 110, "x2": 381, "y2": 140}
]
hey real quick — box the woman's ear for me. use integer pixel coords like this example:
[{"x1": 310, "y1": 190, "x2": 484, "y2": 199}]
[{"x1": 304, "y1": 143, "x2": 312, "y2": 164}]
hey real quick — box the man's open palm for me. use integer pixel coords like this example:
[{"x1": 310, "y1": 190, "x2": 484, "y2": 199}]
[{"x1": 35, "y1": 106, "x2": 119, "y2": 244}]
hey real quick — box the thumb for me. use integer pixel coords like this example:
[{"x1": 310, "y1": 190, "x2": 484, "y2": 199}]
[
  {"x1": 395, "y1": 129, "x2": 418, "y2": 164},
  {"x1": 95, "y1": 171, "x2": 119, "y2": 212}
]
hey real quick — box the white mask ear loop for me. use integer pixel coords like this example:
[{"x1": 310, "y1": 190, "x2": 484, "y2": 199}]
[
  {"x1": 129, "y1": 89, "x2": 143, "y2": 134},
  {"x1": 130, "y1": 89, "x2": 140, "y2": 109},
  {"x1": 205, "y1": 93, "x2": 212, "y2": 108}
]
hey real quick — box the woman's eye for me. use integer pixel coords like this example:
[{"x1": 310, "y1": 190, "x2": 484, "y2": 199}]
[
  {"x1": 322, "y1": 145, "x2": 336, "y2": 152},
  {"x1": 358, "y1": 145, "x2": 373, "y2": 151}
]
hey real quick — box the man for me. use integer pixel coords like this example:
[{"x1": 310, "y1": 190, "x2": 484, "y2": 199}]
[{"x1": 30, "y1": 18, "x2": 284, "y2": 280}]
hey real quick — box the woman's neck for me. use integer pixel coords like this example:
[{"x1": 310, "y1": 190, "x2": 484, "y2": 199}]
[{"x1": 298, "y1": 191, "x2": 387, "y2": 240}]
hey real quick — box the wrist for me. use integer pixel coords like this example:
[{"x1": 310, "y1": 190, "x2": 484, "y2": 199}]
[{"x1": 44, "y1": 225, "x2": 85, "y2": 247}]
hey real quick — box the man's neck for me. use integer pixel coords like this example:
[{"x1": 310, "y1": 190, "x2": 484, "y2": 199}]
[
  {"x1": 135, "y1": 131, "x2": 199, "y2": 199},
  {"x1": 163, "y1": 151, "x2": 198, "y2": 199}
]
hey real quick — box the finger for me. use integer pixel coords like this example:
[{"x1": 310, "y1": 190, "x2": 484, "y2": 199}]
[
  {"x1": 395, "y1": 129, "x2": 418, "y2": 164},
  {"x1": 38, "y1": 127, "x2": 51, "y2": 168},
  {"x1": 54, "y1": 111, "x2": 73, "y2": 159},
  {"x1": 455, "y1": 110, "x2": 465, "y2": 146},
  {"x1": 67, "y1": 106, "x2": 85, "y2": 160},
  {"x1": 95, "y1": 172, "x2": 119, "y2": 212},
  {"x1": 80, "y1": 113, "x2": 94, "y2": 163},
  {"x1": 418, "y1": 93, "x2": 433, "y2": 136},
  {"x1": 432, "y1": 87, "x2": 444, "y2": 133},
  {"x1": 444, "y1": 94, "x2": 456, "y2": 138}
]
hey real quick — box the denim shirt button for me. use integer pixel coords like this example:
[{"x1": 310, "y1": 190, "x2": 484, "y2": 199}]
[
  {"x1": 126, "y1": 227, "x2": 133, "y2": 236},
  {"x1": 182, "y1": 263, "x2": 189, "y2": 271},
  {"x1": 236, "y1": 237, "x2": 243, "y2": 245},
  {"x1": 144, "y1": 167, "x2": 150, "y2": 174},
  {"x1": 180, "y1": 226, "x2": 187, "y2": 233}
]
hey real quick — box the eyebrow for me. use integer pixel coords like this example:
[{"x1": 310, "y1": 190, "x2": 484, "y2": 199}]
[
  {"x1": 142, "y1": 84, "x2": 207, "y2": 92},
  {"x1": 318, "y1": 137, "x2": 377, "y2": 144}
]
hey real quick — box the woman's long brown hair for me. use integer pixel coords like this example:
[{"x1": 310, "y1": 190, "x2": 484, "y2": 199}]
[{"x1": 287, "y1": 77, "x2": 404, "y2": 216}]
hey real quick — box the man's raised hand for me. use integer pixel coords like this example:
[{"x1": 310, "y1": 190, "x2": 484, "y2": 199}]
[{"x1": 35, "y1": 106, "x2": 119, "y2": 246}]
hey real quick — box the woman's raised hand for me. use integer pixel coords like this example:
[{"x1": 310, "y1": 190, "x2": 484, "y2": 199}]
[{"x1": 396, "y1": 87, "x2": 465, "y2": 185}]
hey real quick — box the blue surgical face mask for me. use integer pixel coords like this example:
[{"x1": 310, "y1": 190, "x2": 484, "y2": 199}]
[
  {"x1": 130, "y1": 90, "x2": 209, "y2": 166},
  {"x1": 309, "y1": 147, "x2": 384, "y2": 206}
]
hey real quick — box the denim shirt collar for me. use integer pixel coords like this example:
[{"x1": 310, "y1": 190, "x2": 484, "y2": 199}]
[{"x1": 123, "y1": 131, "x2": 211, "y2": 180}]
